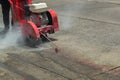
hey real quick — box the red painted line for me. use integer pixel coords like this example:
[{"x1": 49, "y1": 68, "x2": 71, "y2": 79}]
[
  {"x1": 41, "y1": 40, "x2": 120, "y2": 76},
  {"x1": 58, "y1": 50, "x2": 120, "y2": 76}
]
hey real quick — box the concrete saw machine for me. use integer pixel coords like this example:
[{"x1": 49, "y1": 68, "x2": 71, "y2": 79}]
[{"x1": 9, "y1": 0, "x2": 59, "y2": 47}]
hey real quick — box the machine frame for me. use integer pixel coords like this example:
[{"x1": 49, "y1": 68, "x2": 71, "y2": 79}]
[{"x1": 8, "y1": 0, "x2": 59, "y2": 46}]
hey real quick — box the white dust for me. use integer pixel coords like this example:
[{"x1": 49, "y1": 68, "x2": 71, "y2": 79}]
[{"x1": 0, "y1": 29, "x2": 23, "y2": 49}]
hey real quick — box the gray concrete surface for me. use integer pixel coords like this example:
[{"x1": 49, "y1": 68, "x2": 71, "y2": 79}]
[
  {"x1": 0, "y1": 0, "x2": 120, "y2": 80},
  {"x1": 89, "y1": 0, "x2": 120, "y2": 4},
  {"x1": 46, "y1": 0, "x2": 120, "y2": 67}
]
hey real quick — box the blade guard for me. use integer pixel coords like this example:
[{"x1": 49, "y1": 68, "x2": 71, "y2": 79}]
[
  {"x1": 48, "y1": 9, "x2": 59, "y2": 31},
  {"x1": 21, "y1": 21, "x2": 40, "y2": 39}
]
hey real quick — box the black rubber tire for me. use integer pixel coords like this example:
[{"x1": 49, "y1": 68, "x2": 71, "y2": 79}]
[{"x1": 25, "y1": 36, "x2": 42, "y2": 47}]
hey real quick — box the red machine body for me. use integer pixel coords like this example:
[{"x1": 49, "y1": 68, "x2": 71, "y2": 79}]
[{"x1": 9, "y1": 0, "x2": 59, "y2": 46}]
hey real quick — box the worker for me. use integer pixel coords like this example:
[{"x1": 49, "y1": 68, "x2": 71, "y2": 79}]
[{"x1": 0, "y1": 0, "x2": 10, "y2": 33}]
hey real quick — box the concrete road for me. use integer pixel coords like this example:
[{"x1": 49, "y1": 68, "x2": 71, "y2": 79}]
[
  {"x1": 0, "y1": 0, "x2": 120, "y2": 80},
  {"x1": 41, "y1": 0, "x2": 120, "y2": 67}
]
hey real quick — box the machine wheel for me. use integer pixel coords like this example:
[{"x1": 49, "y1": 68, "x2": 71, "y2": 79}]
[{"x1": 25, "y1": 35, "x2": 42, "y2": 47}]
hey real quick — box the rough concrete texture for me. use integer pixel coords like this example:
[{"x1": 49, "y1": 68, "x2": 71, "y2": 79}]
[
  {"x1": 89, "y1": 0, "x2": 120, "y2": 4},
  {"x1": 45, "y1": 0, "x2": 120, "y2": 67},
  {"x1": 0, "y1": 0, "x2": 119, "y2": 80}
]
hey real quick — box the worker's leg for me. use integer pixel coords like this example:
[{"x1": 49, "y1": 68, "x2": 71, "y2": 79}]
[{"x1": 1, "y1": 0, "x2": 10, "y2": 32}]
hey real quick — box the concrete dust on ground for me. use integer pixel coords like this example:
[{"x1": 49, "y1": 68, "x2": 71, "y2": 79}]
[
  {"x1": 46, "y1": 0, "x2": 120, "y2": 68},
  {"x1": 0, "y1": 48, "x2": 120, "y2": 80},
  {"x1": 0, "y1": 0, "x2": 119, "y2": 80}
]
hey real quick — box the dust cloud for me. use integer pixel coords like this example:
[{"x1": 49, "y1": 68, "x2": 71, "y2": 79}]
[
  {"x1": 58, "y1": 3, "x2": 81, "y2": 30},
  {"x1": 0, "y1": 28, "x2": 23, "y2": 49}
]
